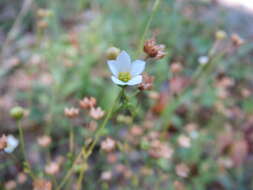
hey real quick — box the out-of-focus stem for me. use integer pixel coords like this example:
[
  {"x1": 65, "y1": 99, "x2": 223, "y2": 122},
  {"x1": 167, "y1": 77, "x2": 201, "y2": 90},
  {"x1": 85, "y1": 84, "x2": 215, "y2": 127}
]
[
  {"x1": 69, "y1": 125, "x2": 74, "y2": 154},
  {"x1": 137, "y1": 0, "x2": 161, "y2": 56},
  {"x1": 17, "y1": 121, "x2": 35, "y2": 179},
  {"x1": 160, "y1": 52, "x2": 224, "y2": 131}
]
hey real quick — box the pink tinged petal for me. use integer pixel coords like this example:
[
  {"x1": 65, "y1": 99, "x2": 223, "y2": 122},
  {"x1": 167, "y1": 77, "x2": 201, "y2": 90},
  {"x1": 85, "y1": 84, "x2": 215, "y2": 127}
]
[
  {"x1": 107, "y1": 60, "x2": 118, "y2": 76},
  {"x1": 130, "y1": 60, "x2": 146, "y2": 76},
  {"x1": 116, "y1": 51, "x2": 131, "y2": 72},
  {"x1": 126, "y1": 75, "x2": 142, "y2": 86},
  {"x1": 111, "y1": 76, "x2": 128, "y2": 86}
]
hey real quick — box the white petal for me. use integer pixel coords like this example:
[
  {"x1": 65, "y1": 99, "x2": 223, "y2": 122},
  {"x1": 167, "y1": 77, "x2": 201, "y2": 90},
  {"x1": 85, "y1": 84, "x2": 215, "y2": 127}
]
[
  {"x1": 111, "y1": 76, "x2": 127, "y2": 86},
  {"x1": 4, "y1": 135, "x2": 19, "y2": 153},
  {"x1": 126, "y1": 75, "x2": 142, "y2": 86},
  {"x1": 130, "y1": 60, "x2": 146, "y2": 76},
  {"x1": 107, "y1": 60, "x2": 118, "y2": 76},
  {"x1": 116, "y1": 51, "x2": 131, "y2": 72}
]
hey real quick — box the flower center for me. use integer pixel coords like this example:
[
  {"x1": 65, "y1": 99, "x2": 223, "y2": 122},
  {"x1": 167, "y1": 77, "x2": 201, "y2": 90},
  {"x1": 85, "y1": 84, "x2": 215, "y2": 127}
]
[{"x1": 118, "y1": 72, "x2": 131, "y2": 82}]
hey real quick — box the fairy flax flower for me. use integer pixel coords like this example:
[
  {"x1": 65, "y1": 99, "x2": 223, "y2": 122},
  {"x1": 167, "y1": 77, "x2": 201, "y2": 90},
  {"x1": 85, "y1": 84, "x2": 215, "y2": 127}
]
[
  {"x1": 107, "y1": 51, "x2": 146, "y2": 86},
  {"x1": 4, "y1": 135, "x2": 19, "y2": 153}
]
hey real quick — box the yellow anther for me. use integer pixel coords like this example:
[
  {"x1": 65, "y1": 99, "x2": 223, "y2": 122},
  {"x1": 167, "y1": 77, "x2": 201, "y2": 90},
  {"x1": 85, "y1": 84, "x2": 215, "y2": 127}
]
[{"x1": 118, "y1": 72, "x2": 131, "y2": 82}]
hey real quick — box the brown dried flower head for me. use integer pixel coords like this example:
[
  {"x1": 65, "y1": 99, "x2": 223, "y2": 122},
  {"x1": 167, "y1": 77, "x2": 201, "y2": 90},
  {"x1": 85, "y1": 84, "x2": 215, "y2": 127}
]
[
  {"x1": 130, "y1": 125, "x2": 143, "y2": 136},
  {"x1": 138, "y1": 74, "x2": 154, "y2": 91},
  {"x1": 89, "y1": 107, "x2": 105, "y2": 120},
  {"x1": 79, "y1": 97, "x2": 96, "y2": 109},
  {"x1": 100, "y1": 170, "x2": 112, "y2": 181},
  {"x1": 177, "y1": 135, "x2": 191, "y2": 148},
  {"x1": 37, "y1": 135, "x2": 52, "y2": 147},
  {"x1": 149, "y1": 140, "x2": 174, "y2": 159},
  {"x1": 17, "y1": 172, "x2": 27, "y2": 184},
  {"x1": 173, "y1": 180, "x2": 186, "y2": 190},
  {"x1": 0, "y1": 134, "x2": 7, "y2": 151},
  {"x1": 45, "y1": 162, "x2": 60, "y2": 175},
  {"x1": 37, "y1": 20, "x2": 48, "y2": 29},
  {"x1": 101, "y1": 137, "x2": 116, "y2": 153},
  {"x1": 175, "y1": 163, "x2": 190, "y2": 178},
  {"x1": 64, "y1": 107, "x2": 79, "y2": 118},
  {"x1": 231, "y1": 33, "x2": 245, "y2": 47},
  {"x1": 143, "y1": 37, "x2": 166, "y2": 59},
  {"x1": 33, "y1": 179, "x2": 52, "y2": 190},
  {"x1": 5, "y1": 180, "x2": 16, "y2": 190}
]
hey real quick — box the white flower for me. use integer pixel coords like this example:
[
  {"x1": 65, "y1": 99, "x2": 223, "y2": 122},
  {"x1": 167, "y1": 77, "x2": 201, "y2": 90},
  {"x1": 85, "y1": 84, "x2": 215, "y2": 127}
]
[
  {"x1": 4, "y1": 135, "x2": 19, "y2": 153},
  {"x1": 107, "y1": 51, "x2": 146, "y2": 86},
  {"x1": 198, "y1": 56, "x2": 209, "y2": 65}
]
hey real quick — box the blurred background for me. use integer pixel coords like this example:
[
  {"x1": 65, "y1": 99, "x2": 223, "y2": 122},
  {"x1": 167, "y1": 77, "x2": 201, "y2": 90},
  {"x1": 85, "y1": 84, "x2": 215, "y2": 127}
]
[{"x1": 0, "y1": 0, "x2": 253, "y2": 189}]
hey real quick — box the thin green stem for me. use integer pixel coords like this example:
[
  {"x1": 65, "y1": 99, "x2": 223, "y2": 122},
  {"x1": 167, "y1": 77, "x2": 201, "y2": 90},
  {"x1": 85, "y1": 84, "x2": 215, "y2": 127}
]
[
  {"x1": 85, "y1": 87, "x2": 124, "y2": 156},
  {"x1": 17, "y1": 121, "x2": 26, "y2": 162},
  {"x1": 56, "y1": 151, "x2": 83, "y2": 190},
  {"x1": 17, "y1": 121, "x2": 35, "y2": 179},
  {"x1": 56, "y1": 87, "x2": 124, "y2": 190},
  {"x1": 69, "y1": 125, "x2": 74, "y2": 154},
  {"x1": 137, "y1": 0, "x2": 161, "y2": 56}
]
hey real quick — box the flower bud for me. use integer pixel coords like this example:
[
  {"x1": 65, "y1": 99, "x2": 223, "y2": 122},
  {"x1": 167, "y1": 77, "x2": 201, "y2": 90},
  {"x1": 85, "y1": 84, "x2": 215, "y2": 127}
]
[
  {"x1": 37, "y1": 9, "x2": 53, "y2": 18},
  {"x1": 106, "y1": 47, "x2": 120, "y2": 60},
  {"x1": 215, "y1": 30, "x2": 227, "y2": 40},
  {"x1": 10, "y1": 106, "x2": 24, "y2": 120}
]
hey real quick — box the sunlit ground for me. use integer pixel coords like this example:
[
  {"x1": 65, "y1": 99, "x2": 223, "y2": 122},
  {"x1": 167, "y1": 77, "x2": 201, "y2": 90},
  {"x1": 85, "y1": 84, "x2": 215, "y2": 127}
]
[{"x1": 219, "y1": 0, "x2": 253, "y2": 10}]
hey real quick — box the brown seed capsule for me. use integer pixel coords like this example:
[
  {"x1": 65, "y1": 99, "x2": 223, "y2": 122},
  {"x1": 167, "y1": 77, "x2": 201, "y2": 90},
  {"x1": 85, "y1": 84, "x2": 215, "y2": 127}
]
[
  {"x1": 5, "y1": 180, "x2": 16, "y2": 190},
  {"x1": 37, "y1": 135, "x2": 52, "y2": 148},
  {"x1": 89, "y1": 107, "x2": 105, "y2": 120},
  {"x1": 231, "y1": 33, "x2": 244, "y2": 46},
  {"x1": 175, "y1": 163, "x2": 190, "y2": 178},
  {"x1": 33, "y1": 179, "x2": 52, "y2": 190},
  {"x1": 79, "y1": 97, "x2": 96, "y2": 109},
  {"x1": 45, "y1": 162, "x2": 60, "y2": 175},
  {"x1": 37, "y1": 20, "x2": 48, "y2": 29},
  {"x1": 143, "y1": 37, "x2": 166, "y2": 59},
  {"x1": 64, "y1": 107, "x2": 79, "y2": 118},
  {"x1": 138, "y1": 74, "x2": 154, "y2": 91},
  {"x1": 101, "y1": 137, "x2": 116, "y2": 153}
]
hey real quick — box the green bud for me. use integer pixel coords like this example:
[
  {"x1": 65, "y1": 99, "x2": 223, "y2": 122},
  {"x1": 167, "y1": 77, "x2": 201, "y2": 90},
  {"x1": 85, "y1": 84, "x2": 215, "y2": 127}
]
[
  {"x1": 106, "y1": 47, "x2": 120, "y2": 60},
  {"x1": 10, "y1": 106, "x2": 24, "y2": 120},
  {"x1": 215, "y1": 30, "x2": 227, "y2": 40}
]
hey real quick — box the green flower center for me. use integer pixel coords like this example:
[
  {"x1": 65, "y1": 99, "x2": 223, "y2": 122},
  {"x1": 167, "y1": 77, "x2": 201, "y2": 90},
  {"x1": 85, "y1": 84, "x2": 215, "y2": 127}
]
[{"x1": 118, "y1": 72, "x2": 131, "y2": 82}]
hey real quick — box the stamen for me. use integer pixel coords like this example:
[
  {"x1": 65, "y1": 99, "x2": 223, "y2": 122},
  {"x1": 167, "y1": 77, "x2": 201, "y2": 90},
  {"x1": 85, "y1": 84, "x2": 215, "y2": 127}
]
[{"x1": 118, "y1": 72, "x2": 131, "y2": 82}]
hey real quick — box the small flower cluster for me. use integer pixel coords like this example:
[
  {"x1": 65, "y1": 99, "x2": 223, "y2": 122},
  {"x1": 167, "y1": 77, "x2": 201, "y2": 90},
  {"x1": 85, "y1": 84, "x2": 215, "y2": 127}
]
[{"x1": 64, "y1": 96, "x2": 105, "y2": 121}]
